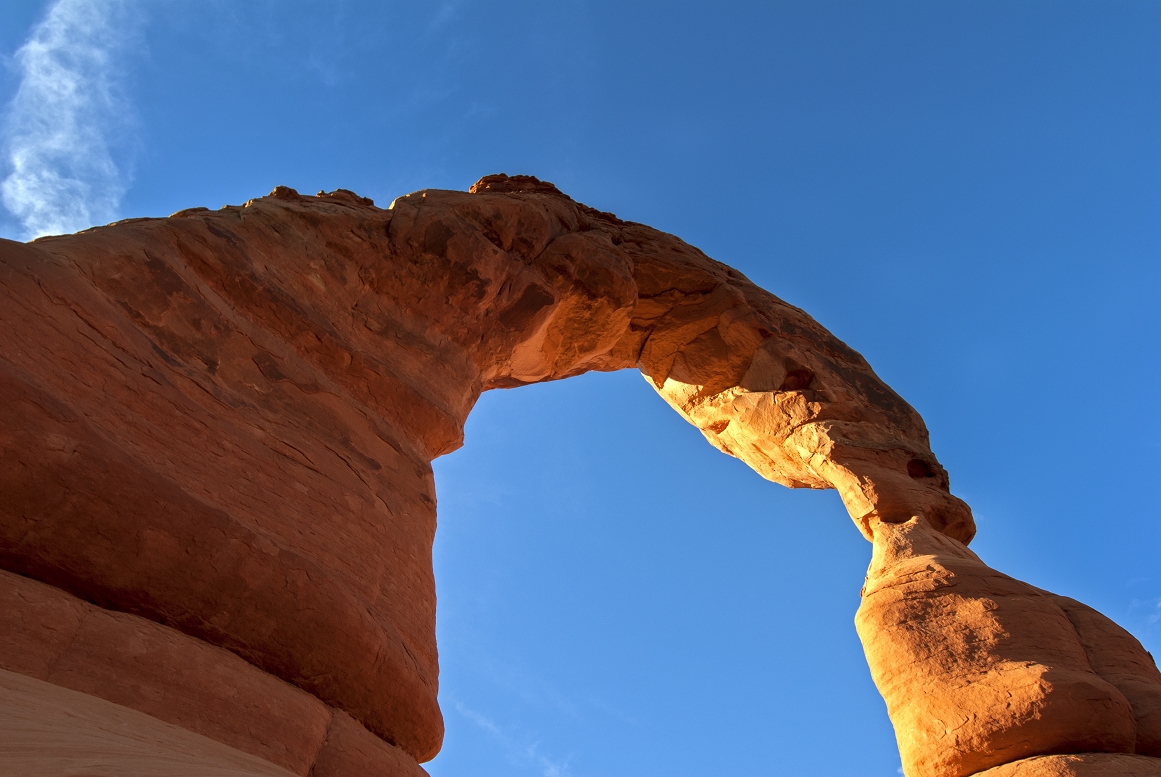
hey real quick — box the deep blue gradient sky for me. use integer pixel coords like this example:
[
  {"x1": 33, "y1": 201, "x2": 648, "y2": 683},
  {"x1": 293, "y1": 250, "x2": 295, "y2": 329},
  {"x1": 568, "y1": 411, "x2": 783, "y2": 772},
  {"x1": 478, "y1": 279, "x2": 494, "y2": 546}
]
[{"x1": 2, "y1": 3, "x2": 1159, "y2": 775}]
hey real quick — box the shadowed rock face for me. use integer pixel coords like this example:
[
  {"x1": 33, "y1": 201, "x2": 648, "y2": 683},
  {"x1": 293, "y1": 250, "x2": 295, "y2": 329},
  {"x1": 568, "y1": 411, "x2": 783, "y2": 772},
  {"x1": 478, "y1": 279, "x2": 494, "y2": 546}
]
[{"x1": 0, "y1": 174, "x2": 1155, "y2": 777}]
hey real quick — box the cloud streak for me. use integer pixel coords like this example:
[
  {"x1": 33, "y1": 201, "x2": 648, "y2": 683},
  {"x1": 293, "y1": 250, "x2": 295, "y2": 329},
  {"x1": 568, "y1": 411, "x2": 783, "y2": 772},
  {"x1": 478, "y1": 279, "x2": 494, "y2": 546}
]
[
  {"x1": 454, "y1": 701, "x2": 572, "y2": 777},
  {"x1": 1, "y1": 0, "x2": 137, "y2": 240}
]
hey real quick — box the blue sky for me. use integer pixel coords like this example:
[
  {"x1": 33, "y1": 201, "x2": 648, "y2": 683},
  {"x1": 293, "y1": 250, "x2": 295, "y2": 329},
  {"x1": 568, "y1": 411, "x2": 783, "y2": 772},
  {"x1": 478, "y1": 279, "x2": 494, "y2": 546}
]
[{"x1": 1, "y1": 2, "x2": 1158, "y2": 775}]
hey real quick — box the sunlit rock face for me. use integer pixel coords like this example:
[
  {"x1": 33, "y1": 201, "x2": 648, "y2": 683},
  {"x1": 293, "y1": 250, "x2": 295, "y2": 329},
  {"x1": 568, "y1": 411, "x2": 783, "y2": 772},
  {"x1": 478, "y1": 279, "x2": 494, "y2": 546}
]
[
  {"x1": 972, "y1": 755, "x2": 1161, "y2": 776},
  {"x1": 858, "y1": 517, "x2": 1161, "y2": 777},
  {"x1": 0, "y1": 174, "x2": 1154, "y2": 776}
]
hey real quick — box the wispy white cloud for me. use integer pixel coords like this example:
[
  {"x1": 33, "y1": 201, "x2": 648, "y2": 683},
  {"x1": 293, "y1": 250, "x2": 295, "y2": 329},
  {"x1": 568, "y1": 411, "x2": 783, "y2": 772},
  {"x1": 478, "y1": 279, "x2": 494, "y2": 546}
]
[
  {"x1": 1, "y1": 0, "x2": 139, "y2": 240},
  {"x1": 478, "y1": 655, "x2": 637, "y2": 726},
  {"x1": 454, "y1": 701, "x2": 572, "y2": 777}
]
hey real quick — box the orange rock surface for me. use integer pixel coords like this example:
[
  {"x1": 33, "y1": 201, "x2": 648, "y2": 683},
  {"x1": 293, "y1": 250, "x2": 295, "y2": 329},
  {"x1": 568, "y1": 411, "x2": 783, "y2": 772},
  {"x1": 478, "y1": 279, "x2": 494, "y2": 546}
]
[
  {"x1": 0, "y1": 174, "x2": 1155, "y2": 776},
  {"x1": 973, "y1": 755, "x2": 1161, "y2": 777},
  {"x1": 858, "y1": 517, "x2": 1161, "y2": 777}
]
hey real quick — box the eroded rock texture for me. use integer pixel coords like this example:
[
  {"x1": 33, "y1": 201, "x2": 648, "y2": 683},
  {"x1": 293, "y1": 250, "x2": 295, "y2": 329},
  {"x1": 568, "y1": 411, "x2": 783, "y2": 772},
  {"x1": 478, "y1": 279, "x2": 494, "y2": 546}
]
[
  {"x1": 0, "y1": 174, "x2": 1155, "y2": 776},
  {"x1": 973, "y1": 755, "x2": 1161, "y2": 777},
  {"x1": 0, "y1": 668, "x2": 299, "y2": 777},
  {"x1": 858, "y1": 517, "x2": 1161, "y2": 777}
]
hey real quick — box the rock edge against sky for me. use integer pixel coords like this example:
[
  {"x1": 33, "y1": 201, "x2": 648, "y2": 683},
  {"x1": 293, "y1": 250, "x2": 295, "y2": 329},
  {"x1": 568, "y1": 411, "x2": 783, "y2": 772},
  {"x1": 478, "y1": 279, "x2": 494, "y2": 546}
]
[{"x1": 0, "y1": 174, "x2": 1158, "y2": 777}]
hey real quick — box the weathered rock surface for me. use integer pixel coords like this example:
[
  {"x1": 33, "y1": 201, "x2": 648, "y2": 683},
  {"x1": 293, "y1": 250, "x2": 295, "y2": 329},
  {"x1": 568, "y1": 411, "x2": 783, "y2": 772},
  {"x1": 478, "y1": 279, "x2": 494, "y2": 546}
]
[
  {"x1": 0, "y1": 173, "x2": 1154, "y2": 776},
  {"x1": 1053, "y1": 597, "x2": 1161, "y2": 757},
  {"x1": 0, "y1": 667, "x2": 298, "y2": 777},
  {"x1": 972, "y1": 754, "x2": 1161, "y2": 777},
  {"x1": 0, "y1": 567, "x2": 425, "y2": 776},
  {"x1": 0, "y1": 174, "x2": 973, "y2": 769},
  {"x1": 858, "y1": 517, "x2": 1161, "y2": 777}
]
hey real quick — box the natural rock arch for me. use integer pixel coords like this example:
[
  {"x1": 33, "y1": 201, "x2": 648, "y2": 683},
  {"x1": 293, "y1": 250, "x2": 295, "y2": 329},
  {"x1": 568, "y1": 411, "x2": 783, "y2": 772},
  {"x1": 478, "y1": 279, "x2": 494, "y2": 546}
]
[{"x1": 0, "y1": 174, "x2": 1158, "y2": 777}]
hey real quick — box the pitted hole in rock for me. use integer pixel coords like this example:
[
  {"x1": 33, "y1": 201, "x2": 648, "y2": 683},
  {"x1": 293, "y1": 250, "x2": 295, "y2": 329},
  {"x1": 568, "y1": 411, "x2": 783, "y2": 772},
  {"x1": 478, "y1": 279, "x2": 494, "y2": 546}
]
[
  {"x1": 907, "y1": 458, "x2": 936, "y2": 479},
  {"x1": 707, "y1": 420, "x2": 730, "y2": 434},
  {"x1": 780, "y1": 368, "x2": 814, "y2": 392}
]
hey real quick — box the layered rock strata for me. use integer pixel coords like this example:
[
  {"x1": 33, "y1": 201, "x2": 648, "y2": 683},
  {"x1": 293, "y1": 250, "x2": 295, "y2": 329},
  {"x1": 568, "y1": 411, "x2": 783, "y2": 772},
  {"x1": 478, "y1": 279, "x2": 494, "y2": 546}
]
[
  {"x1": 973, "y1": 755, "x2": 1161, "y2": 777},
  {"x1": 0, "y1": 174, "x2": 1155, "y2": 776},
  {"x1": 0, "y1": 668, "x2": 298, "y2": 777},
  {"x1": 0, "y1": 568, "x2": 424, "y2": 777}
]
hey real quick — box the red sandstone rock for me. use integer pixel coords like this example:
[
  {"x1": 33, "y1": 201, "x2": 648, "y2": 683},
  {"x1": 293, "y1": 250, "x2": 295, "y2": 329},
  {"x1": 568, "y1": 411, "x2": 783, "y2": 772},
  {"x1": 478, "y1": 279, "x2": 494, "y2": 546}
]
[
  {"x1": 972, "y1": 754, "x2": 1161, "y2": 777},
  {"x1": 0, "y1": 568, "x2": 329, "y2": 773},
  {"x1": 0, "y1": 668, "x2": 298, "y2": 777},
  {"x1": 311, "y1": 710, "x2": 430, "y2": 777},
  {"x1": 1051, "y1": 596, "x2": 1161, "y2": 757},
  {"x1": 0, "y1": 174, "x2": 974, "y2": 767},
  {"x1": 857, "y1": 517, "x2": 1161, "y2": 777},
  {"x1": 0, "y1": 236, "x2": 443, "y2": 760},
  {"x1": 0, "y1": 568, "x2": 425, "y2": 776},
  {"x1": 4, "y1": 173, "x2": 1153, "y2": 776}
]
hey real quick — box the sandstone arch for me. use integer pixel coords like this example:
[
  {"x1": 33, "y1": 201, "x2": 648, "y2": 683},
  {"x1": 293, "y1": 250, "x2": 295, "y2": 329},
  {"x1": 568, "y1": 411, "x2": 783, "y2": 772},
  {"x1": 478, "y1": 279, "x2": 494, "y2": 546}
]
[{"x1": 0, "y1": 175, "x2": 1158, "y2": 777}]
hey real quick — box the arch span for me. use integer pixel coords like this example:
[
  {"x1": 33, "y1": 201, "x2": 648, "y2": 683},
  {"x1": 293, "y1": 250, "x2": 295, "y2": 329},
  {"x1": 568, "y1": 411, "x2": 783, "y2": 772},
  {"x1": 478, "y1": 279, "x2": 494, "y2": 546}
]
[
  {"x1": 0, "y1": 175, "x2": 1158, "y2": 777},
  {"x1": 406, "y1": 174, "x2": 975, "y2": 546}
]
